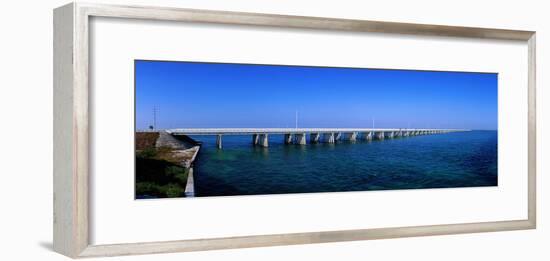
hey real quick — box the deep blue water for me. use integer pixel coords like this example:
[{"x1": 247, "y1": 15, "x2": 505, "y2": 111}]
[{"x1": 192, "y1": 131, "x2": 497, "y2": 197}]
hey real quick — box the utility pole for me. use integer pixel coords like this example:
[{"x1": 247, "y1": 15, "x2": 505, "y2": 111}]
[
  {"x1": 295, "y1": 110, "x2": 298, "y2": 129},
  {"x1": 153, "y1": 106, "x2": 157, "y2": 130},
  {"x1": 372, "y1": 117, "x2": 374, "y2": 129}
]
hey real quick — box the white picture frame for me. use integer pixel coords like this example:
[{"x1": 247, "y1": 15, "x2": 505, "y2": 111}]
[{"x1": 53, "y1": 2, "x2": 536, "y2": 258}]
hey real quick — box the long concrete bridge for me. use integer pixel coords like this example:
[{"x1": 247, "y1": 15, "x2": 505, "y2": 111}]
[{"x1": 165, "y1": 128, "x2": 469, "y2": 149}]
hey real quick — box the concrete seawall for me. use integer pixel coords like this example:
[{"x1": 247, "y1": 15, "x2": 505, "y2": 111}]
[
  {"x1": 156, "y1": 132, "x2": 201, "y2": 197},
  {"x1": 184, "y1": 145, "x2": 200, "y2": 197}
]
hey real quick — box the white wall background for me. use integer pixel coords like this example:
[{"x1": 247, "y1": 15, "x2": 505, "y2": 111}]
[{"x1": 0, "y1": 0, "x2": 547, "y2": 260}]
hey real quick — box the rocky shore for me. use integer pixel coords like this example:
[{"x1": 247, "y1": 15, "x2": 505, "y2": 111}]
[{"x1": 135, "y1": 131, "x2": 201, "y2": 198}]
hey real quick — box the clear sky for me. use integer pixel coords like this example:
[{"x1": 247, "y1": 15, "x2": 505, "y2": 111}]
[{"x1": 135, "y1": 60, "x2": 497, "y2": 130}]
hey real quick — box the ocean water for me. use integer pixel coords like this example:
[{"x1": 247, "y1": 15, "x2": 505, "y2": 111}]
[{"x1": 192, "y1": 131, "x2": 497, "y2": 197}]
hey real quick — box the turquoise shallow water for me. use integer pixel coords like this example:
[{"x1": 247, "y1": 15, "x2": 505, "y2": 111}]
[{"x1": 192, "y1": 131, "x2": 497, "y2": 197}]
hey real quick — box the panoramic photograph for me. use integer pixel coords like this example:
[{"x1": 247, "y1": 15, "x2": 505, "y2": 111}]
[{"x1": 134, "y1": 60, "x2": 498, "y2": 199}]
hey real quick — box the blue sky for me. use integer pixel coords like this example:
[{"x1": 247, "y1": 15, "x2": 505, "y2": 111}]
[{"x1": 135, "y1": 60, "x2": 497, "y2": 130}]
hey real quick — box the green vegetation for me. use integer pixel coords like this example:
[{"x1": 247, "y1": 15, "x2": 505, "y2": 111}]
[
  {"x1": 135, "y1": 146, "x2": 189, "y2": 198},
  {"x1": 136, "y1": 151, "x2": 189, "y2": 198}
]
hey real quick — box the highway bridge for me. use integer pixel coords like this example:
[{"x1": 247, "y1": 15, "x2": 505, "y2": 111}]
[{"x1": 164, "y1": 128, "x2": 468, "y2": 149}]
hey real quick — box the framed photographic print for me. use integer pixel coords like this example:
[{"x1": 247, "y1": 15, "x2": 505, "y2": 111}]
[{"x1": 53, "y1": 2, "x2": 536, "y2": 258}]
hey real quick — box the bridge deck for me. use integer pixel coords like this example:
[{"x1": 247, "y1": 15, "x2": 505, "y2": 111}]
[{"x1": 165, "y1": 128, "x2": 467, "y2": 135}]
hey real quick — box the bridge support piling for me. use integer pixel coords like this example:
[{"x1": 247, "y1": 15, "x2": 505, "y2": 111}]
[
  {"x1": 310, "y1": 133, "x2": 320, "y2": 144},
  {"x1": 375, "y1": 131, "x2": 385, "y2": 140},
  {"x1": 295, "y1": 133, "x2": 307, "y2": 145},
  {"x1": 259, "y1": 134, "x2": 269, "y2": 147},
  {"x1": 363, "y1": 131, "x2": 373, "y2": 141},
  {"x1": 323, "y1": 133, "x2": 335, "y2": 143},
  {"x1": 284, "y1": 134, "x2": 293, "y2": 144},
  {"x1": 348, "y1": 132, "x2": 358, "y2": 142},
  {"x1": 252, "y1": 134, "x2": 259, "y2": 146},
  {"x1": 216, "y1": 134, "x2": 222, "y2": 149},
  {"x1": 335, "y1": 132, "x2": 342, "y2": 142}
]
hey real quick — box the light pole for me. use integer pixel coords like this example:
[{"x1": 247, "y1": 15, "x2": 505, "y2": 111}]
[
  {"x1": 295, "y1": 110, "x2": 298, "y2": 130},
  {"x1": 153, "y1": 106, "x2": 157, "y2": 130}
]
